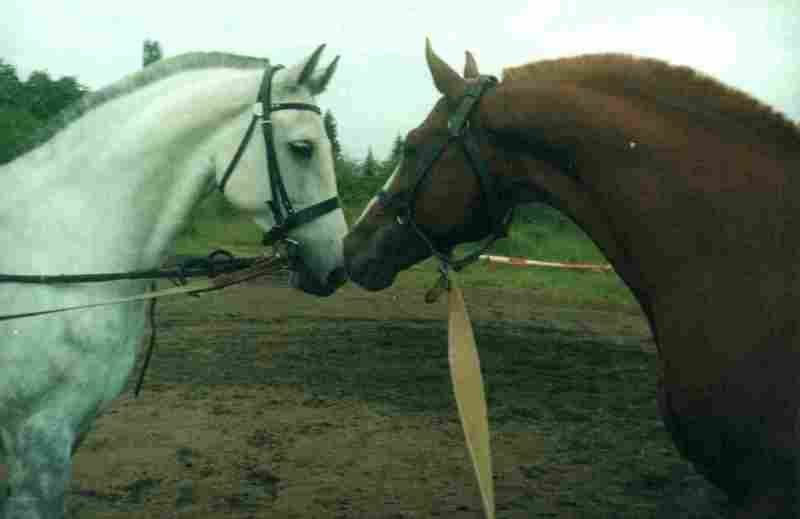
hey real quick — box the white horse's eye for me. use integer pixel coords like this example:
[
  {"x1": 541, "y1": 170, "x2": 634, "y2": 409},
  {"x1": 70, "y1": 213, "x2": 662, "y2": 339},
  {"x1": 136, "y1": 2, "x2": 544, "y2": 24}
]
[{"x1": 288, "y1": 140, "x2": 314, "y2": 159}]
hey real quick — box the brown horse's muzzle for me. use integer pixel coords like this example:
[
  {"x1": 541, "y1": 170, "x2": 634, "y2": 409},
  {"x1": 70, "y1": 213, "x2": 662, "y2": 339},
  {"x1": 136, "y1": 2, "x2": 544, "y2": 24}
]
[{"x1": 343, "y1": 222, "x2": 430, "y2": 291}]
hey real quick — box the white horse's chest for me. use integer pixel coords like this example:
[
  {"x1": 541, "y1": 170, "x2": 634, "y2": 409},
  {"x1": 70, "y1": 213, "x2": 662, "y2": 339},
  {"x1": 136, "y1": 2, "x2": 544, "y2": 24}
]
[{"x1": 0, "y1": 297, "x2": 146, "y2": 423}]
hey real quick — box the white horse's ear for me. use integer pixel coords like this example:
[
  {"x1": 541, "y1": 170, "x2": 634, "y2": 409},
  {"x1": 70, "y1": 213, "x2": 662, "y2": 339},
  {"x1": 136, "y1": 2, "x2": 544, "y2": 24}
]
[
  {"x1": 308, "y1": 55, "x2": 339, "y2": 95},
  {"x1": 285, "y1": 44, "x2": 337, "y2": 94}
]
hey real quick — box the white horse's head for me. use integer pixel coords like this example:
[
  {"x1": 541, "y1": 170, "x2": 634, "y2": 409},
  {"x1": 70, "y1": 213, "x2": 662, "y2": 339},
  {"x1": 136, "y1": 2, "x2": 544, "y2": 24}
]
[{"x1": 213, "y1": 46, "x2": 347, "y2": 296}]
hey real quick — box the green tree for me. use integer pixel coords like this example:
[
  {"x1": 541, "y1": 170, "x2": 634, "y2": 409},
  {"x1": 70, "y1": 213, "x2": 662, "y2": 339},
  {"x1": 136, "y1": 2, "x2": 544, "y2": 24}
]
[
  {"x1": 323, "y1": 109, "x2": 342, "y2": 162},
  {"x1": 0, "y1": 61, "x2": 87, "y2": 164},
  {"x1": 24, "y1": 70, "x2": 86, "y2": 120},
  {"x1": 143, "y1": 39, "x2": 164, "y2": 67},
  {"x1": 0, "y1": 107, "x2": 41, "y2": 163},
  {"x1": 383, "y1": 133, "x2": 404, "y2": 172},
  {"x1": 0, "y1": 59, "x2": 23, "y2": 108},
  {"x1": 0, "y1": 61, "x2": 40, "y2": 163},
  {"x1": 363, "y1": 147, "x2": 378, "y2": 177}
]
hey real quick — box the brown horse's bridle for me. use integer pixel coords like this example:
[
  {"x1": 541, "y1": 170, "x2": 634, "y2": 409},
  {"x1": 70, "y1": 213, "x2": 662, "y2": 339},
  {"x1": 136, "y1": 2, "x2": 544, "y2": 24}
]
[{"x1": 374, "y1": 75, "x2": 513, "y2": 271}]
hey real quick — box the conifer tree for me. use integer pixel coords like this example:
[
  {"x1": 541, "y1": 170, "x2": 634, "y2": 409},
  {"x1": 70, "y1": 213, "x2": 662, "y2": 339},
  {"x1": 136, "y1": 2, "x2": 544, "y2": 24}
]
[
  {"x1": 384, "y1": 133, "x2": 404, "y2": 171},
  {"x1": 363, "y1": 147, "x2": 378, "y2": 177},
  {"x1": 142, "y1": 39, "x2": 164, "y2": 68},
  {"x1": 323, "y1": 109, "x2": 343, "y2": 161}
]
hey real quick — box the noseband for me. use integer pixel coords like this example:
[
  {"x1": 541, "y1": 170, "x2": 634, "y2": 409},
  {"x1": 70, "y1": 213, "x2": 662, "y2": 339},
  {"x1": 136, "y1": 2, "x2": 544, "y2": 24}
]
[
  {"x1": 376, "y1": 75, "x2": 512, "y2": 271},
  {"x1": 217, "y1": 63, "x2": 340, "y2": 251}
]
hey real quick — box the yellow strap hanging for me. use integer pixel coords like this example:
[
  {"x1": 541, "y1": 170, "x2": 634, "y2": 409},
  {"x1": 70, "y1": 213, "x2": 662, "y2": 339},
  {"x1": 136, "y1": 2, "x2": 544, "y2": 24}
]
[{"x1": 447, "y1": 272, "x2": 495, "y2": 519}]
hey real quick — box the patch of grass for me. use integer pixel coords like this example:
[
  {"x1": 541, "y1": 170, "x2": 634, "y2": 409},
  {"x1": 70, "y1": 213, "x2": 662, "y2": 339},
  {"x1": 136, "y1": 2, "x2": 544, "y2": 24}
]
[
  {"x1": 173, "y1": 219, "x2": 262, "y2": 257},
  {"x1": 178, "y1": 189, "x2": 639, "y2": 312},
  {"x1": 335, "y1": 168, "x2": 392, "y2": 222}
]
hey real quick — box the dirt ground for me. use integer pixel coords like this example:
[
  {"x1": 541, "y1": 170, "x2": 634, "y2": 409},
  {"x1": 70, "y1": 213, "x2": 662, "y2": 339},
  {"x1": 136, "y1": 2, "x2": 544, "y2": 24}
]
[{"x1": 3, "y1": 273, "x2": 727, "y2": 518}]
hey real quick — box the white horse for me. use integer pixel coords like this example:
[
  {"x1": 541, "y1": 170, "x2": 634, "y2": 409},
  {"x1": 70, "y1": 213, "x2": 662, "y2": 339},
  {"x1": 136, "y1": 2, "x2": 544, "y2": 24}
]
[{"x1": 0, "y1": 45, "x2": 347, "y2": 519}]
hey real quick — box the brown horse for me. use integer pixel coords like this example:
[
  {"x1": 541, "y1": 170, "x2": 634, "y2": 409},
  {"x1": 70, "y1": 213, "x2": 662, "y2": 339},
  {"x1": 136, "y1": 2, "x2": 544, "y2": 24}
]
[{"x1": 343, "y1": 40, "x2": 800, "y2": 517}]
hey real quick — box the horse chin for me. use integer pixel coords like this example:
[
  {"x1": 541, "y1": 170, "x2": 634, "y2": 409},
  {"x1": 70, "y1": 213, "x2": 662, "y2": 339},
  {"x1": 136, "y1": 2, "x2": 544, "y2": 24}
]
[
  {"x1": 344, "y1": 221, "x2": 433, "y2": 291},
  {"x1": 344, "y1": 244, "x2": 428, "y2": 291},
  {"x1": 289, "y1": 262, "x2": 347, "y2": 297},
  {"x1": 348, "y1": 259, "x2": 399, "y2": 291}
]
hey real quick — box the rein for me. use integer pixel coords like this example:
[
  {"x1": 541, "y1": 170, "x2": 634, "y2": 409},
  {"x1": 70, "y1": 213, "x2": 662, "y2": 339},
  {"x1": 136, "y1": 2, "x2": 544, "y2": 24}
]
[
  {"x1": 0, "y1": 250, "x2": 288, "y2": 396},
  {"x1": 0, "y1": 250, "x2": 287, "y2": 321},
  {"x1": 0, "y1": 249, "x2": 261, "y2": 285}
]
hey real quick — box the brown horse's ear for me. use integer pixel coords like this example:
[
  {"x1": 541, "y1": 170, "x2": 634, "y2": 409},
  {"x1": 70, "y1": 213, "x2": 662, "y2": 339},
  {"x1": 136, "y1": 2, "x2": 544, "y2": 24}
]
[
  {"x1": 425, "y1": 37, "x2": 466, "y2": 101},
  {"x1": 464, "y1": 50, "x2": 480, "y2": 79}
]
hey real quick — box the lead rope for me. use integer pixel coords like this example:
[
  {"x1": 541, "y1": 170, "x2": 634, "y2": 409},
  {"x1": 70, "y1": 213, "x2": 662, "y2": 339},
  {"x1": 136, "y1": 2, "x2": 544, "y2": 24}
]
[
  {"x1": 427, "y1": 262, "x2": 495, "y2": 519},
  {"x1": 133, "y1": 280, "x2": 159, "y2": 397}
]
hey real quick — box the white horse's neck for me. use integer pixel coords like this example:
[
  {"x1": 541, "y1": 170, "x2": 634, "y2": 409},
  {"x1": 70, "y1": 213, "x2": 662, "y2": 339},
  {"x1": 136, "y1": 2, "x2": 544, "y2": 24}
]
[{"x1": 1, "y1": 67, "x2": 264, "y2": 275}]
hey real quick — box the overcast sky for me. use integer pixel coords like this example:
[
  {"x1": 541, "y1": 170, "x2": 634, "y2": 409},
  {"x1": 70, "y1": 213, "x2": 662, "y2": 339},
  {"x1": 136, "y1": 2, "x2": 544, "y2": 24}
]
[{"x1": 2, "y1": 1, "x2": 798, "y2": 159}]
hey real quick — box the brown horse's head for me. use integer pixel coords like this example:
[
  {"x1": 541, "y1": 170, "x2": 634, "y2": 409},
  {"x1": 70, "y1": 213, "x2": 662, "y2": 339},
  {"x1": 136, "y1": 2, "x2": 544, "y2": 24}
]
[{"x1": 344, "y1": 40, "x2": 519, "y2": 290}]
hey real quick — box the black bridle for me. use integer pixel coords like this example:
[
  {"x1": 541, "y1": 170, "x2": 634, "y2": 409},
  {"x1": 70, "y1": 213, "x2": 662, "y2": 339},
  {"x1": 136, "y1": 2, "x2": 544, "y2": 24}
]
[
  {"x1": 375, "y1": 75, "x2": 512, "y2": 272},
  {"x1": 217, "y1": 62, "x2": 340, "y2": 252}
]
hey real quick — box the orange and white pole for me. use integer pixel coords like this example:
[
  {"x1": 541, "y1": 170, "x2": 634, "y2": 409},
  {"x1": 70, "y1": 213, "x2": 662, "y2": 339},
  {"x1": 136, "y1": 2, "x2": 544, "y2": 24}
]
[{"x1": 478, "y1": 254, "x2": 613, "y2": 273}]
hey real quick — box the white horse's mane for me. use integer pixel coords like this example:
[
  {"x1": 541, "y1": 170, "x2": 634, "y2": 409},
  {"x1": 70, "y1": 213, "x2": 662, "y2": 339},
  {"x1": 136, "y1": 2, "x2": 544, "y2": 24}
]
[{"x1": 24, "y1": 52, "x2": 270, "y2": 154}]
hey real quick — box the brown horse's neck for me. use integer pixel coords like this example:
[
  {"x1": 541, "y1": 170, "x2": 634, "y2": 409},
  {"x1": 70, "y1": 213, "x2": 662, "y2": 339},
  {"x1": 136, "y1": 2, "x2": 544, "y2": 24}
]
[
  {"x1": 483, "y1": 80, "x2": 800, "y2": 338},
  {"x1": 484, "y1": 81, "x2": 653, "y2": 298}
]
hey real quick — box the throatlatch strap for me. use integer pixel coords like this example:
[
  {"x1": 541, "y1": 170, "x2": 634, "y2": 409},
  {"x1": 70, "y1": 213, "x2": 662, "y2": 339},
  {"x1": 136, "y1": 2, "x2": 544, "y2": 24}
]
[
  {"x1": 217, "y1": 115, "x2": 259, "y2": 193},
  {"x1": 461, "y1": 134, "x2": 504, "y2": 235},
  {"x1": 259, "y1": 65, "x2": 297, "y2": 227}
]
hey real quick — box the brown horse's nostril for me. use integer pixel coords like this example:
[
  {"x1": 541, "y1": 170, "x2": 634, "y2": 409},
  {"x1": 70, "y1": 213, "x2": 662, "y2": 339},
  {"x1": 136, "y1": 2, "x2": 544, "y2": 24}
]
[{"x1": 327, "y1": 266, "x2": 348, "y2": 288}]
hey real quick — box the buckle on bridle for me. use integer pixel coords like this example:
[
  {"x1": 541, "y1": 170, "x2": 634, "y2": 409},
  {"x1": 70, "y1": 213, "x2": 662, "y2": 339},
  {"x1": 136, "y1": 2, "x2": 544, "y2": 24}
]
[
  {"x1": 447, "y1": 118, "x2": 464, "y2": 139},
  {"x1": 273, "y1": 238, "x2": 301, "y2": 268},
  {"x1": 262, "y1": 222, "x2": 288, "y2": 246}
]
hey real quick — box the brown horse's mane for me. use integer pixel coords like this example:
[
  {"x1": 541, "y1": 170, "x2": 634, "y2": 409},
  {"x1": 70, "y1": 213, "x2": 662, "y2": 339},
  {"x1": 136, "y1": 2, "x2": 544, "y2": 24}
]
[{"x1": 503, "y1": 53, "x2": 800, "y2": 149}]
